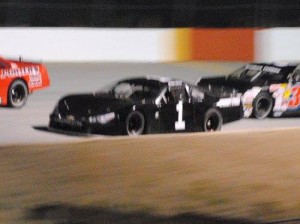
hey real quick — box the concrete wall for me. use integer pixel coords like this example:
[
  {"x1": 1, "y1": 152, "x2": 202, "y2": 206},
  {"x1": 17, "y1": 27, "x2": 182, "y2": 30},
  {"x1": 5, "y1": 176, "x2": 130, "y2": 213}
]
[
  {"x1": 191, "y1": 28, "x2": 254, "y2": 61},
  {"x1": 1, "y1": 27, "x2": 300, "y2": 62},
  {"x1": 255, "y1": 28, "x2": 300, "y2": 62},
  {"x1": 0, "y1": 28, "x2": 176, "y2": 62}
]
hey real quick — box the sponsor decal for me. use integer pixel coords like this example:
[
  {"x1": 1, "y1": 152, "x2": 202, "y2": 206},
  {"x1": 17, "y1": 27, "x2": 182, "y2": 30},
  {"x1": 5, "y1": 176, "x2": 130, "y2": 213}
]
[
  {"x1": 54, "y1": 117, "x2": 83, "y2": 127},
  {"x1": 270, "y1": 84, "x2": 289, "y2": 116},
  {"x1": 0, "y1": 66, "x2": 42, "y2": 87},
  {"x1": 168, "y1": 80, "x2": 183, "y2": 90},
  {"x1": 245, "y1": 64, "x2": 263, "y2": 71},
  {"x1": 66, "y1": 115, "x2": 75, "y2": 121},
  {"x1": 29, "y1": 72, "x2": 42, "y2": 87},
  {"x1": 270, "y1": 83, "x2": 300, "y2": 116},
  {"x1": 263, "y1": 66, "x2": 281, "y2": 74},
  {"x1": 241, "y1": 87, "x2": 261, "y2": 118},
  {"x1": 245, "y1": 64, "x2": 281, "y2": 74},
  {"x1": 287, "y1": 84, "x2": 300, "y2": 110},
  {"x1": 1, "y1": 66, "x2": 39, "y2": 79},
  {"x1": 216, "y1": 96, "x2": 241, "y2": 108}
]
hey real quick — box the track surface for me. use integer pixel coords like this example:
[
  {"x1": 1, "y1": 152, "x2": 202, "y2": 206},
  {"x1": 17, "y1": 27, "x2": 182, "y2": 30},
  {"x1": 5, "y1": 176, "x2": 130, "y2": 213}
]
[{"x1": 1, "y1": 62, "x2": 300, "y2": 145}]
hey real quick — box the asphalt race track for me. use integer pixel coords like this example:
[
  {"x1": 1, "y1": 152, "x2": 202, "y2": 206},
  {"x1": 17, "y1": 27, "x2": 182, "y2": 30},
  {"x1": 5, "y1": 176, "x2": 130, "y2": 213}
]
[{"x1": 1, "y1": 62, "x2": 300, "y2": 146}]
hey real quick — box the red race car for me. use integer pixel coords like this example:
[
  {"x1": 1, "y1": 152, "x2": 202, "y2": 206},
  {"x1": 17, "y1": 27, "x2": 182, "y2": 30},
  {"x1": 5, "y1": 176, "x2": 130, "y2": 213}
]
[{"x1": 0, "y1": 56, "x2": 50, "y2": 108}]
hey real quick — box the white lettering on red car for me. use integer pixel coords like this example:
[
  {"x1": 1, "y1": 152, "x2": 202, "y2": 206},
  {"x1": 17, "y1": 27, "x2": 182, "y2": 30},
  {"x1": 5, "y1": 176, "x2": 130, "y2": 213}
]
[{"x1": 0, "y1": 66, "x2": 42, "y2": 87}]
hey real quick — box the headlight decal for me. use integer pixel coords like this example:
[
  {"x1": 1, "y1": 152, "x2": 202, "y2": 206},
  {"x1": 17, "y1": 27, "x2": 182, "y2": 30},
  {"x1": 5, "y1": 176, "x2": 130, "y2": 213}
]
[{"x1": 89, "y1": 112, "x2": 115, "y2": 124}]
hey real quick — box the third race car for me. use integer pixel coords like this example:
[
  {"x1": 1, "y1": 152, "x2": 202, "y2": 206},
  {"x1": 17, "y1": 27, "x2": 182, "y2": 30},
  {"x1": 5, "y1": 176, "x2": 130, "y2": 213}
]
[
  {"x1": 197, "y1": 62, "x2": 300, "y2": 119},
  {"x1": 49, "y1": 76, "x2": 242, "y2": 135}
]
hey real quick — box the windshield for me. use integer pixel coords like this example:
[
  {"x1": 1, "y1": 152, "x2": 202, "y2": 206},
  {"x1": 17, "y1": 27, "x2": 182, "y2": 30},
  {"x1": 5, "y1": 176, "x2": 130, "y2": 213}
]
[
  {"x1": 228, "y1": 65, "x2": 262, "y2": 82},
  {"x1": 98, "y1": 81, "x2": 162, "y2": 100}
]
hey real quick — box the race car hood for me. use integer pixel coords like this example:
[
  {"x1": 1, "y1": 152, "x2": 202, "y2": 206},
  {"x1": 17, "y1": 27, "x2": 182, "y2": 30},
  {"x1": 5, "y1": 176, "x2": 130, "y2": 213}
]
[
  {"x1": 197, "y1": 76, "x2": 252, "y2": 94},
  {"x1": 56, "y1": 93, "x2": 132, "y2": 117}
]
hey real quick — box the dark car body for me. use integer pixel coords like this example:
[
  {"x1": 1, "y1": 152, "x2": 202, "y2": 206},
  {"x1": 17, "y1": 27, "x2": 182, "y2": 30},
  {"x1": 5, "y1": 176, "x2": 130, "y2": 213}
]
[
  {"x1": 197, "y1": 63, "x2": 300, "y2": 118},
  {"x1": 49, "y1": 77, "x2": 243, "y2": 135}
]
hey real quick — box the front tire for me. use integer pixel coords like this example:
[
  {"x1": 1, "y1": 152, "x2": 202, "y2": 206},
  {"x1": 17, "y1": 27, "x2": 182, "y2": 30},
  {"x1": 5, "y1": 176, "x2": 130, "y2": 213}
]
[
  {"x1": 126, "y1": 111, "x2": 145, "y2": 136},
  {"x1": 203, "y1": 108, "x2": 223, "y2": 132},
  {"x1": 252, "y1": 92, "x2": 273, "y2": 119},
  {"x1": 8, "y1": 80, "x2": 28, "y2": 108}
]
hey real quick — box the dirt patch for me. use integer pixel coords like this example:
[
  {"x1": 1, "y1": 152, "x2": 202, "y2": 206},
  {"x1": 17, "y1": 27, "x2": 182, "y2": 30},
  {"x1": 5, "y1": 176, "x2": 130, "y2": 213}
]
[{"x1": 1, "y1": 129, "x2": 300, "y2": 223}]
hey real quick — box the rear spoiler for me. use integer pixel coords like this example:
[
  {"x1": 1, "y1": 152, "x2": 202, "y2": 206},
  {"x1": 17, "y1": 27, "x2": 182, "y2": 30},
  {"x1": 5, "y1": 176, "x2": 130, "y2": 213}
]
[{"x1": 6, "y1": 55, "x2": 43, "y2": 64}]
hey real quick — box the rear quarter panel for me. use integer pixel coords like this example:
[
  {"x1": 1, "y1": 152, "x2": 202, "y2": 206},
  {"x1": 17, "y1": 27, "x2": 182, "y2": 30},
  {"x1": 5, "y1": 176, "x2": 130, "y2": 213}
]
[
  {"x1": 219, "y1": 105, "x2": 244, "y2": 124},
  {"x1": 193, "y1": 102, "x2": 208, "y2": 132},
  {"x1": 0, "y1": 77, "x2": 10, "y2": 105}
]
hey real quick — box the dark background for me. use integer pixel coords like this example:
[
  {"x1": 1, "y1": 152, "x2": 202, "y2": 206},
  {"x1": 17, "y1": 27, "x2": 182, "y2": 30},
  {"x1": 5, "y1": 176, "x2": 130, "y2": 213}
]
[{"x1": 1, "y1": 0, "x2": 300, "y2": 27}]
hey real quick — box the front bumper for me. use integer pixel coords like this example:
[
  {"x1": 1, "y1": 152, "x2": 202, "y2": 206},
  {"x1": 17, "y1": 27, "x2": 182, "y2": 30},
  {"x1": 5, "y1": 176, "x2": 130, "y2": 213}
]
[
  {"x1": 49, "y1": 114, "x2": 88, "y2": 133},
  {"x1": 49, "y1": 114, "x2": 123, "y2": 135}
]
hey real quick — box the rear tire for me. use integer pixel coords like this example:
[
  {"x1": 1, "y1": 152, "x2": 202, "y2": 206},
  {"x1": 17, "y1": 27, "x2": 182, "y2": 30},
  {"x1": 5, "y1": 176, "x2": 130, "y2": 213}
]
[
  {"x1": 252, "y1": 92, "x2": 273, "y2": 119},
  {"x1": 126, "y1": 111, "x2": 145, "y2": 136},
  {"x1": 203, "y1": 108, "x2": 223, "y2": 132},
  {"x1": 8, "y1": 80, "x2": 28, "y2": 108}
]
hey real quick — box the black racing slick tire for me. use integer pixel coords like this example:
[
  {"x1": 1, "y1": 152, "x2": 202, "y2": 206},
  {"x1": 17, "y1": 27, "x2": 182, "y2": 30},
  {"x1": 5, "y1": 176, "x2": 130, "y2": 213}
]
[
  {"x1": 252, "y1": 92, "x2": 273, "y2": 119},
  {"x1": 8, "y1": 79, "x2": 28, "y2": 108},
  {"x1": 203, "y1": 108, "x2": 223, "y2": 132},
  {"x1": 126, "y1": 111, "x2": 145, "y2": 136}
]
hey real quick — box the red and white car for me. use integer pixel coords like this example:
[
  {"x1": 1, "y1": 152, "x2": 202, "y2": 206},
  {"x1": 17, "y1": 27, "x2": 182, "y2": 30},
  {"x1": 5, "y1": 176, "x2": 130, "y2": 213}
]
[{"x1": 0, "y1": 56, "x2": 50, "y2": 108}]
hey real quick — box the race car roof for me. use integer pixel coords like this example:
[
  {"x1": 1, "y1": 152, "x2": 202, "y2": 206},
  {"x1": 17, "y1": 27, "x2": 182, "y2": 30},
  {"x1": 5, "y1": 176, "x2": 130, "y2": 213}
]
[
  {"x1": 250, "y1": 62, "x2": 298, "y2": 69},
  {"x1": 119, "y1": 77, "x2": 178, "y2": 87}
]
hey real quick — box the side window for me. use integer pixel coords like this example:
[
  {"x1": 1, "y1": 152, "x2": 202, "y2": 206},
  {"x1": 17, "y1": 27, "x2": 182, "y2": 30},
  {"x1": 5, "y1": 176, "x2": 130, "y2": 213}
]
[
  {"x1": 165, "y1": 90, "x2": 176, "y2": 103},
  {"x1": 258, "y1": 72, "x2": 270, "y2": 85},
  {"x1": 113, "y1": 83, "x2": 134, "y2": 98},
  {"x1": 166, "y1": 88, "x2": 187, "y2": 103},
  {"x1": 191, "y1": 87, "x2": 204, "y2": 101},
  {"x1": 257, "y1": 72, "x2": 282, "y2": 85}
]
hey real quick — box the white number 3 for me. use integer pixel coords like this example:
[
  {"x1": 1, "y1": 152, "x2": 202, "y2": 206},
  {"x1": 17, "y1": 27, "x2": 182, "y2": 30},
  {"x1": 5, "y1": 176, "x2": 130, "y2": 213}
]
[{"x1": 175, "y1": 100, "x2": 185, "y2": 130}]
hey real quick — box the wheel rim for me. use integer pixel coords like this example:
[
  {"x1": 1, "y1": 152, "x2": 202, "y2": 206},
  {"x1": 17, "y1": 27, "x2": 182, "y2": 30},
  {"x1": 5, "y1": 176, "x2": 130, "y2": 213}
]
[
  {"x1": 256, "y1": 98, "x2": 271, "y2": 118},
  {"x1": 11, "y1": 85, "x2": 26, "y2": 104},
  {"x1": 128, "y1": 115, "x2": 143, "y2": 135},
  {"x1": 205, "y1": 115, "x2": 219, "y2": 131}
]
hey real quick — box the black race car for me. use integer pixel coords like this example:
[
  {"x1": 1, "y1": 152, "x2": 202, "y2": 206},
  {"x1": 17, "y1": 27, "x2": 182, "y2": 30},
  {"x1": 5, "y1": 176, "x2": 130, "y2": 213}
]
[
  {"x1": 49, "y1": 77, "x2": 242, "y2": 135},
  {"x1": 197, "y1": 63, "x2": 300, "y2": 119}
]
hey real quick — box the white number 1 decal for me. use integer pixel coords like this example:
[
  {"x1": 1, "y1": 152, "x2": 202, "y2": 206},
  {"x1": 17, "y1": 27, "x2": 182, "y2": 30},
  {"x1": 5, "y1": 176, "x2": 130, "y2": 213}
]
[{"x1": 175, "y1": 100, "x2": 185, "y2": 130}]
